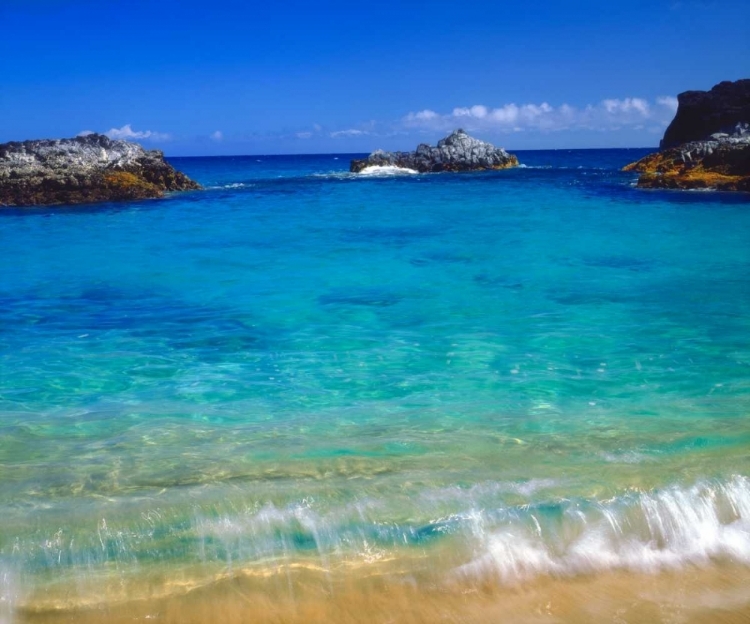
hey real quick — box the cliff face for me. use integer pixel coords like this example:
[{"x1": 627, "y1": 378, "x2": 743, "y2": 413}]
[
  {"x1": 661, "y1": 80, "x2": 750, "y2": 149},
  {"x1": 350, "y1": 129, "x2": 518, "y2": 173},
  {"x1": 0, "y1": 133, "x2": 201, "y2": 207},
  {"x1": 624, "y1": 79, "x2": 750, "y2": 191}
]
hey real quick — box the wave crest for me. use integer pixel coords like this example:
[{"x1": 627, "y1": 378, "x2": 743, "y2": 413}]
[
  {"x1": 357, "y1": 165, "x2": 419, "y2": 176},
  {"x1": 459, "y1": 475, "x2": 750, "y2": 583}
]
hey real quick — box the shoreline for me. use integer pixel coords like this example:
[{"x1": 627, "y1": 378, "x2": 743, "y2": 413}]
[{"x1": 16, "y1": 562, "x2": 750, "y2": 623}]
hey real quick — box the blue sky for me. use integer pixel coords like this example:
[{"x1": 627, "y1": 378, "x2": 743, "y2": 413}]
[{"x1": 1, "y1": 0, "x2": 748, "y2": 155}]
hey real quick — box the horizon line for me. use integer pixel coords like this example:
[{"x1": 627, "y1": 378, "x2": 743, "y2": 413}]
[{"x1": 165, "y1": 145, "x2": 658, "y2": 159}]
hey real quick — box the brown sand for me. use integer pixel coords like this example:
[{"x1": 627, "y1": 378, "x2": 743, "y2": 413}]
[{"x1": 17, "y1": 562, "x2": 750, "y2": 624}]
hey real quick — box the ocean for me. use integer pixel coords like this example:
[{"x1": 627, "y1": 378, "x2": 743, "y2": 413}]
[{"x1": 1, "y1": 149, "x2": 750, "y2": 623}]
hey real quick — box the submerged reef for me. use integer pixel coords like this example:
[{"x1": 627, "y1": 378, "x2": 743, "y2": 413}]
[
  {"x1": 350, "y1": 129, "x2": 518, "y2": 173},
  {"x1": 624, "y1": 79, "x2": 750, "y2": 191},
  {"x1": 0, "y1": 133, "x2": 201, "y2": 206}
]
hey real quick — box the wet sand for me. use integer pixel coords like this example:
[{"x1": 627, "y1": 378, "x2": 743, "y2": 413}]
[{"x1": 18, "y1": 562, "x2": 750, "y2": 624}]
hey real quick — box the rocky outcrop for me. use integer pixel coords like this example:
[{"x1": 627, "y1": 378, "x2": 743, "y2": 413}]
[
  {"x1": 0, "y1": 133, "x2": 201, "y2": 206},
  {"x1": 350, "y1": 129, "x2": 518, "y2": 173},
  {"x1": 624, "y1": 127, "x2": 750, "y2": 191},
  {"x1": 661, "y1": 80, "x2": 750, "y2": 149},
  {"x1": 624, "y1": 79, "x2": 750, "y2": 191}
]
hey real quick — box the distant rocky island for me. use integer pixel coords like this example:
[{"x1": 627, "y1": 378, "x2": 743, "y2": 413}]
[
  {"x1": 624, "y1": 79, "x2": 750, "y2": 191},
  {"x1": 350, "y1": 129, "x2": 518, "y2": 173},
  {"x1": 0, "y1": 133, "x2": 201, "y2": 206}
]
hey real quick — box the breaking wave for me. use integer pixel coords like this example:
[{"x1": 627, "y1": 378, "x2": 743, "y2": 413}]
[
  {"x1": 190, "y1": 475, "x2": 750, "y2": 584},
  {"x1": 357, "y1": 165, "x2": 419, "y2": 176},
  {"x1": 4, "y1": 475, "x2": 750, "y2": 612},
  {"x1": 458, "y1": 475, "x2": 750, "y2": 583}
]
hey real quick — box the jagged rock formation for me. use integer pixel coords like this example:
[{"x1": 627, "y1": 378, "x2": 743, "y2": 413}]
[
  {"x1": 350, "y1": 129, "x2": 518, "y2": 173},
  {"x1": 0, "y1": 133, "x2": 201, "y2": 206},
  {"x1": 624, "y1": 124, "x2": 750, "y2": 191},
  {"x1": 661, "y1": 80, "x2": 750, "y2": 149},
  {"x1": 624, "y1": 80, "x2": 750, "y2": 191}
]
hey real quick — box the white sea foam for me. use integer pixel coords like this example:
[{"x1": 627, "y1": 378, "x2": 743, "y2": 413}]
[
  {"x1": 311, "y1": 171, "x2": 357, "y2": 180},
  {"x1": 458, "y1": 475, "x2": 750, "y2": 584},
  {"x1": 206, "y1": 182, "x2": 254, "y2": 190},
  {"x1": 357, "y1": 165, "x2": 419, "y2": 176},
  {"x1": 12, "y1": 476, "x2": 750, "y2": 600},
  {"x1": 187, "y1": 476, "x2": 750, "y2": 588},
  {"x1": 311, "y1": 166, "x2": 418, "y2": 180}
]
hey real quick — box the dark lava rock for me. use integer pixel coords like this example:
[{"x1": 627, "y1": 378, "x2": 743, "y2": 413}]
[
  {"x1": 661, "y1": 79, "x2": 750, "y2": 149},
  {"x1": 624, "y1": 129, "x2": 750, "y2": 191},
  {"x1": 350, "y1": 129, "x2": 518, "y2": 173},
  {"x1": 0, "y1": 133, "x2": 201, "y2": 207},
  {"x1": 624, "y1": 79, "x2": 750, "y2": 191}
]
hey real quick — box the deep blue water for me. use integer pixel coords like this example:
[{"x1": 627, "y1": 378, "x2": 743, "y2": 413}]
[{"x1": 1, "y1": 148, "x2": 749, "y2": 613}]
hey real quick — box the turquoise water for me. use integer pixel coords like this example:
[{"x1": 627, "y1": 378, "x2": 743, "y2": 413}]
[{"x1": 1, "y1": 150, "x2": 750, "y2": 614}]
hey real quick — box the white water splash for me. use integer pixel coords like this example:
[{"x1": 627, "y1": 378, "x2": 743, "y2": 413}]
[
  {"x1": 458, "y1": 475, "x2": 750, "y2": 584},
  {"x1": 357, "y1": 165, "x2": 419, "y2": 176},
  {"x1": 206, "y1": 182, "x2": 254, "y2": 190}
]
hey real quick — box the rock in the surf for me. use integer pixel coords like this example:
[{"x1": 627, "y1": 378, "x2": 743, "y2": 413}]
[
  {"x1": 0, "y1": 133, "x2": 202, "y2": 206},
  {"x1": 350, "y1": 129, "x2": 519, "y2": 173}
]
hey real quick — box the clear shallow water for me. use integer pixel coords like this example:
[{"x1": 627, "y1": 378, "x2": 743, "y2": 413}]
[{"x1": 1, "y1": 149, "x2": 750, "y2": 621}]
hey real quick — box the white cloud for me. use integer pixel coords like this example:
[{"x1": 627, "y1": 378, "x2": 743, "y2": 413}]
[
  {"x1": 405, "y1": 109, "x2": 439, "y2": 122},
  {"x1": 602, "y1": 97, "x2": 650, "y2": 116},
  {"x1": 104, "y1": 124, "x2": 170, "y2": 142},
  {"x1": 656, "y1": 96, "x2": 679, "y2": 112},
  {"x1": 210, "y1": 130, "x2": 223, "y2": 141},
  {"x1": 470, "y1": 105, "x2": 489, "y2": 118},
  {"x1": 330, "y1": 129, "x2": 368, "y2": 138},
  {"x1": 296, "y1": 131, "x2": 313, "y2": 139},
  {"x1": 77, "y1": 130, "x2": 95, "y2": 137},
  {"x1": 403, "y1": 96, "x2": 676, "y2": 134},
  {"x1": 453, "y1": 104, "x2": 493, "y2": 119},
  {"x1": 490, "y1": 104, "x2": 519, "y2": 123}
]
